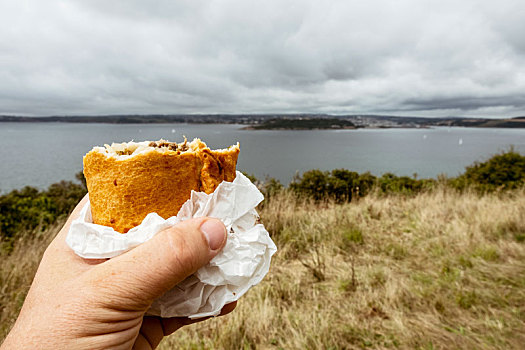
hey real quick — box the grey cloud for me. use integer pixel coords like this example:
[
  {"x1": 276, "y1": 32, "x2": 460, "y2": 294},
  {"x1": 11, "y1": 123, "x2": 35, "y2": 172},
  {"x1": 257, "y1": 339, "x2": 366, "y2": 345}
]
[
  {"x1": 402, "y1": 95, "x2": 525, "y2": 111},
  {"x1": 75, "y1": 0, "x2": 208, "y2": 21},
  {"x1": 0, "y1": 0, "x2": 524, "y2": 117}
]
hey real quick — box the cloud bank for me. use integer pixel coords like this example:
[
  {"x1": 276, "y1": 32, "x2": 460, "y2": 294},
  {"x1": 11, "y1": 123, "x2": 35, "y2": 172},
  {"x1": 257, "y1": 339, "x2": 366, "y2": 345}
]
[{"x1": 0, "y1": 0, "x2": 524, "y2": 117}]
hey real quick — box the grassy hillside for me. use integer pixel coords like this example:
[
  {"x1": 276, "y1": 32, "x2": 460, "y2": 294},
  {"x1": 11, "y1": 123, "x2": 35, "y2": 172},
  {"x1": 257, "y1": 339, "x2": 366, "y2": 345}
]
[{"x1": 2, "y1": 189, "x2": 524, "y2": 349}]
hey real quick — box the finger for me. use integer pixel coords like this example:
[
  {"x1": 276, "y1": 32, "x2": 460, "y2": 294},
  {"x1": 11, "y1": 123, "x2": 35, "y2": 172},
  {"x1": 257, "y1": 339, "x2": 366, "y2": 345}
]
[
  {"x1": 88, "y1": 217, "x2": 227, "y2": 310},
  {"x1": 132, "y1": 334, "x2": 154, "y2": 350},
  {"x1": 160, "y1": 301, "x2": 238, "y2": 335},
  {"x1": 219, "y1": 301, "x2": 237, "y2": 315},
  {"x1": 136, "y1": 317, "x2": 165, "y2": 350},
  {"x1": 137, "y1": 302, "x2": 238, "y2": 348}
]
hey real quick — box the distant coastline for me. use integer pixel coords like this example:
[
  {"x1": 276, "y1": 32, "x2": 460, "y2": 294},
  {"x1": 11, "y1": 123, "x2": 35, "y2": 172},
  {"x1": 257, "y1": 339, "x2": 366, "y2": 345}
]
[
  {"x1": 1, "y1": 114, "x2": 524, "y2": 129},
  {"x1": 242, "y1": 118, "x2": 358, "y2": 130}
]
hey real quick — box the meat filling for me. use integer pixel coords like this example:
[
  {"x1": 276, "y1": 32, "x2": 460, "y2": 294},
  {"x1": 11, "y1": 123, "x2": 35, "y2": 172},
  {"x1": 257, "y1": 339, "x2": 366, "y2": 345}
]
[
  {"x1": 115, "y1": 149, "x2": 136, "y2": 156},
  {"x1": 101, "y1": 138, "x2": 199, "y2": 158},
  {"x1": 148, "y1": 139, "x2": 189, "y2": 152}
]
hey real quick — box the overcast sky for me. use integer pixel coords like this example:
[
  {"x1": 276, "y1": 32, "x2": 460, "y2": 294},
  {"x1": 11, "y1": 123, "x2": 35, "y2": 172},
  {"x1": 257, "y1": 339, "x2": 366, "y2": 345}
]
[{"x1": 1, "y1": 0, "x2": 524, "y2": 118}]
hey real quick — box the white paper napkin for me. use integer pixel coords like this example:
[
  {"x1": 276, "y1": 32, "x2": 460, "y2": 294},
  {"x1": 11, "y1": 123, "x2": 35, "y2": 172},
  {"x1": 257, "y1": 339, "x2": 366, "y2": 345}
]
[{"x1": 66, "y1": 172, "x2": 277, "y2": 318}]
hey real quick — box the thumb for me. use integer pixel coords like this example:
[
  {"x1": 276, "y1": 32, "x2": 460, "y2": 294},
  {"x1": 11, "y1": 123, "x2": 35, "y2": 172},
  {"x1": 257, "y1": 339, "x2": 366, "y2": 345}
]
[{"x1": 88, "y1": 217, "x2": 227, "y2": 311}]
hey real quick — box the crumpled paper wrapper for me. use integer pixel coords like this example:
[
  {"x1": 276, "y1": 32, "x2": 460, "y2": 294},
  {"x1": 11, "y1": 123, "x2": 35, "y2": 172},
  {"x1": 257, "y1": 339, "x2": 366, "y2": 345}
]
[{"x1": 66, "y1": 172, "x2": 277, "y2": 319}]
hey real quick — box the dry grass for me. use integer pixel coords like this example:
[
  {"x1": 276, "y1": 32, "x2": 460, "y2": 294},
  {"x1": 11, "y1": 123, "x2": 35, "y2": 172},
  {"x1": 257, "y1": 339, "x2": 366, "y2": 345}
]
[
  {"x1": 1, "y1": 189, "x2": 524, "y2": 349},
  {"x1": 0, "y1": 220, "x2": 65, "y2": 339}
]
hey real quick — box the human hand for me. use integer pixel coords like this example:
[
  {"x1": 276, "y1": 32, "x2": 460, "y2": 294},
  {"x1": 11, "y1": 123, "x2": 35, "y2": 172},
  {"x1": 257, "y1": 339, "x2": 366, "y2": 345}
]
[{"x1": 1, "y1": 195, "x2": 235, "y2": 350}]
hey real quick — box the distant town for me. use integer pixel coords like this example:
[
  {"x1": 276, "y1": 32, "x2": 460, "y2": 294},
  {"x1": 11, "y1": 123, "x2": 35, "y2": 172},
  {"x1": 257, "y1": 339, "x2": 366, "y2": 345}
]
[{"x1": 0, "y1": 114, "x2": 524, "y2": 129}]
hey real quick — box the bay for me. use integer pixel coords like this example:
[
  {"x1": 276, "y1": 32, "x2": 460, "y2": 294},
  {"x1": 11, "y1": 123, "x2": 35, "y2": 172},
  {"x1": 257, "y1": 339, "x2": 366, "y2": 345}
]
[{"x1": 0, "y1": 122, "x2": 524, "y2": 193}]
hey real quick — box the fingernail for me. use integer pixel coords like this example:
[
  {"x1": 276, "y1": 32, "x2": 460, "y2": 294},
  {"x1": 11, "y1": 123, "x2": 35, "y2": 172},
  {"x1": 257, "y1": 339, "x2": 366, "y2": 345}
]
[{"x1": 201, "y1": 219, "x2": 226, "y2": 251}]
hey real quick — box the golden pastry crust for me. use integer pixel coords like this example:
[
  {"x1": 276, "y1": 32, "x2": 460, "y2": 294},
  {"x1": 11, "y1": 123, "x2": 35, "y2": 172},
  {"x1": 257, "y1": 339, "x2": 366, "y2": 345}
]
[{"x1": 83, "y1": 139, "x2": 240, "y2": 233}]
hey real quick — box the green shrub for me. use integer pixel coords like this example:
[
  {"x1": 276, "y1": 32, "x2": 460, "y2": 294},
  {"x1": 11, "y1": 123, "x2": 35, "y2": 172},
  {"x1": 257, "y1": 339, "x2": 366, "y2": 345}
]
[
  {"x1": 289, "y1": 150, "x2": 524, "y2": 201},
  {"x1": 0, "y1": 187, "x2": 56, "y2": 239},
  {"x1": 451, "y1": 149, "x2": 525, "y2": 192},
  {"x1": 377, "y1": 173, "x2": 435, "y2": 195},
  {"x1": 327, "y1": 169, "x2": 359, "y2": 202},
  {"x1": 290, "y1": 170, "x2": 330, "y2": 201},
  {"x1": 355, "y1": 172, "x2": 376, "y2": 197},
  {"x1": 261, "y1": 177, "x2": 283, "y2": 198},
  {"x1": 46, "y1": 180, "x2": 87, "y2": 214},
  {"x1": 0, "y1": 172, "x2": 86, "y2": 245},
  {"x1": 290, "y1": 169, "x2": 435, "y2": 201}
]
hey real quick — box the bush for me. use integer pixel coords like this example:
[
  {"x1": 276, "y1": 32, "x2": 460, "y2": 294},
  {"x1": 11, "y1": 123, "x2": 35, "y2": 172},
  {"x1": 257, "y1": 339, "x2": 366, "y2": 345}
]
[
  {"x1": 355, "y1": 172, "x2": 376, "y2": 197},
  {"x1": 451, "y1": 149, "x2": 525, "y2": 192},
  {"x1": 327, "y1": 169, "x2": 360, "y2": 202},
  {"x1": 290, "y1": 170, "x2": 330, "y2": 201},
  {"x1": 377, "y1": 173, "x2": 435, "y2": 195},
  {"x1": 288, "y1": 149, "x2": 525, "y2": 201},
  {"x1": 0, "y1": 172, "x2": 87, "y2": 244},
  {"x1": 290, "y1": 169, "x2": 366, "y2": 202},
  {"x1": 46, "y1": 180, "x2": 87, "y2": 214},
  {"x1": 261, "y1": 177, "x2": 284, "y2": 198},
  {"x1": 290, "y1": 169, "x2": 436, "y2": 201},
  {"x1": 0, "y1": 187, "x2": 56, "y2": 240}
]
